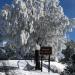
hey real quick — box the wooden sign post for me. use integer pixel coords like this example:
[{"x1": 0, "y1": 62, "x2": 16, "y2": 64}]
[
  {"x1": 35, "y1": 50, "x2": 41, "y2": 70},
  {"x1": 40, "y1": 47, "x2": 52, "y2": 72}
]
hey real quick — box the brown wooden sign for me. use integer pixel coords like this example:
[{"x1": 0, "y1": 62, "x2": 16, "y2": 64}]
[
  {"x1": 40, "y1": 47, "x2": 52, "y2": 72},
  {"x1": 40, "y1": 47, "x2": 52, "y2": 55}
]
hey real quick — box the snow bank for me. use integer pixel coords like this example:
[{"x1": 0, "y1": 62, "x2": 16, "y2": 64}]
[
  {"x1": 50, "y1": 61, "x2": 66, "y2": 72},
  {"x1": 43, "y1": 61, "x2": 66, "y2": 73},
  {"x1": 0, "y1": 72, "x2": 5, "y2": 75},
  {"x1": 0, "y1": 70, "x2": 59, "y2": 75},
  {"x1": 0, "y1": 60, "x2": 35, "y2": 70},
  {"x1": 0, "y1": 60, "x2": 65, "y2": 75},
  {"x1": 8, "y1": 70, "x2": 59, "y2": 75},
  {"x1": 26, "y1": 60, "x2": 35, "y2": 66},
  {"x1": 0, "y1": 60, "x2": 18, "y2": 67}
]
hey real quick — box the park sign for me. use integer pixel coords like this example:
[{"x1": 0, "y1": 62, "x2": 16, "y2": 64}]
[
  {"x1": 40, "y1": 47, "x2": 52, "y2": 72},
  {"x1": 35, "y1": 47, "x2": 52, "y2": 72},
  {"x1": 40, "y1": 47, "x2": 52, "y2": 55}
]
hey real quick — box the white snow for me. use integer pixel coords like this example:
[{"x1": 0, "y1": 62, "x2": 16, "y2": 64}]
[
  {"x1": 0, "y1": 60, "x2": 18, "y2": 67},
  {"x1": 0, "y1": 70, "x2": 60, "y2": 75},
  {"x1": 0, "y1": 72, "x2": 5, "y2": 75},
  {"x1": 20, "y1": 30, "x2": 30, "y2": 45},
  {"x1": 43, "y1": 61, "x2": 66, "y2": 73},
  {"x1": 0, "y1": 60, "x2": 66, "y2": 75},
  {"x1": 25, "y1": 60, "x2": 35, "y2": 66},
  {"x1": 6, "y1": 70, "x2": 59, "y2": 75}
]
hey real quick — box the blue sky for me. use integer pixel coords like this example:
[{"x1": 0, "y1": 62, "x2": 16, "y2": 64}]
[
  {"x1": 60, "y1": 0, "x2": 75, "y2": 41},
  {"x1": 0, "y1": 0, "x2": 75, "y2": 41},
  {"x1": 60, "y1": 0, "x2": 75, "y2": 18},
  {"x1": 0, "y1": 0, "x2": 12, "y2": 9}
]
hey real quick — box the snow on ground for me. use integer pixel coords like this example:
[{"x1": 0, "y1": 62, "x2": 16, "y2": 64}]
[
  {"x1": 0, "y1": 72, "x2": 5, "y2": 75},
  {"x1": 25, "y1": 60, "x2": 35, "y2": 66},
  {"x1": 0, "y1": 60, "x2": 66, "y2": 75},
  {"x1": 10, "y1": 70, "x2": 59, "y2": 75},
  {"x1": 43, "y1": 61, "x2": 66, "y2": 73},
  {"x1": 0, "y1": 60, "x2": 18, "y2": 67},
  {"x1": 0, "y1": 70, "x2": 59, "y2": 75}
]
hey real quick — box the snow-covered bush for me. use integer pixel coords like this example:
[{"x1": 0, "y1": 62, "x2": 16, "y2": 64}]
[{"x1": 61, "y1": 40, "x2": 75, "y2": 63}]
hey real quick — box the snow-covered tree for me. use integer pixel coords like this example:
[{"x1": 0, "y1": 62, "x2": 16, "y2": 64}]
[
  {"x1": 31, "y1": 0, "x2": 70, "y2": 58},
  {"x1": 0, "y1": 0, "x2": 75, "y2": 60}
]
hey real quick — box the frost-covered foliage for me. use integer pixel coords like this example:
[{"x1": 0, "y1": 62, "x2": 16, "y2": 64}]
[
  {"x1": 60, "y1": 54, "x2": 75, "y2": 75},
  {"x1": 0, "y1": 0, "x2": 74, "y2": 59},
  {"x1": 61, "y1": 40, "x2": 75, "y2": 62}
]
